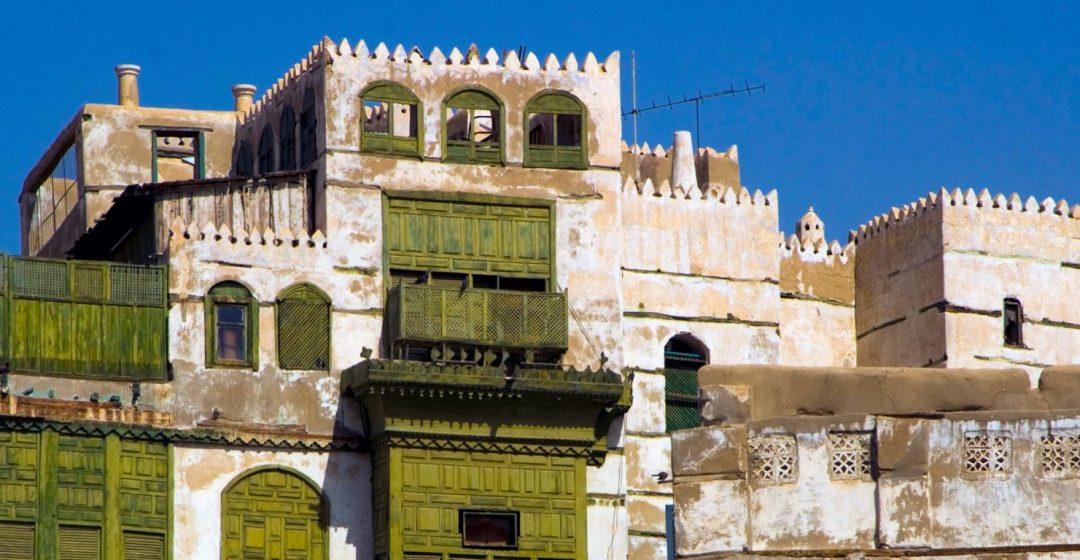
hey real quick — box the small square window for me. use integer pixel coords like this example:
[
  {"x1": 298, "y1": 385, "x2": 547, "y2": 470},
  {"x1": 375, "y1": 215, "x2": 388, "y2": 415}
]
[{"x1": 460, "y1": 510, "x2": 518, "y2": 549}]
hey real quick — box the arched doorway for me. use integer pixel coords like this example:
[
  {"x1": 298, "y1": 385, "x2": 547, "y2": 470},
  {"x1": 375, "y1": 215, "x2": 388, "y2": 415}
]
[
  {"x1": 664, "y1": 334, "x2": 708, "y2": 432},
  {"x1": 221, "y1": 467, "x2": 327, "y2": 560}
]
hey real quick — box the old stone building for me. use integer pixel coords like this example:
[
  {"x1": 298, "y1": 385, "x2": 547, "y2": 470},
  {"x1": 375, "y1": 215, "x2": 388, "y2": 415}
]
[{"x1": 6, "y1": 37, "x2": 1079, "y2": 560}]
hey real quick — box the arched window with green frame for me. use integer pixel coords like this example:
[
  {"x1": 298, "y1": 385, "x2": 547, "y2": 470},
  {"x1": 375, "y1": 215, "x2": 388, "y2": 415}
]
[
  {"x1": 276, "y1": 283, "x2": 331, "y2": 371},
  {"x1": 664, "y1": 333, "x2": 708, "y2": 432},
  {"x1": 524, "y1": 92, "x2": 587, "y2": 169},
  {"x1": 443, "y1": 88, "x2": 503, "y2": 164},
  {"x1": 205, "y1": 281, "x2": 259, "y2": 369},
  {"x1": 221, "y1": 466, "x2": 327, "y2": 560},
  {"x1": 361, "y1": 82, "x2": 421, "y2": 157}
]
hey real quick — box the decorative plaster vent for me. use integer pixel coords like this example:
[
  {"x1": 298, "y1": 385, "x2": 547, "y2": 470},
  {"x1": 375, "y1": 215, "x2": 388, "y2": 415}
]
[
  {"x1": 828, "y1": 432, "x2": 873, "y2": 481},
  {"x1": 748, "y1": 435, "x2": 798, "y2": 484},
  {"x1": 963, "y1": 431, "x2": 1012, "y2": 474},
  {"x1": 1040, "y1": 433, "x2": 1080, "y2": 476}
]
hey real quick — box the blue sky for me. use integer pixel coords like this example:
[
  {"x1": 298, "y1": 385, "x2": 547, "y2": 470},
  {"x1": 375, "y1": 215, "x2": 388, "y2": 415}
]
[{"x1": 1, "y1": 1, "x2": 1076, "y2": 253}]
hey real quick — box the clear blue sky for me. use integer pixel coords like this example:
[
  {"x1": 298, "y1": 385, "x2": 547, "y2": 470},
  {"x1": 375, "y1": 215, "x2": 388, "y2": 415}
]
[{"x1": 1, "y1": 1, "x2": 1076, "y2": 253}]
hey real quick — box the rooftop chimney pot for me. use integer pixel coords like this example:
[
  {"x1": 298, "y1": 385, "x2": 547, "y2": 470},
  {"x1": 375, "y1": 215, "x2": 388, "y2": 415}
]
[
  {"x1": 232, "y1": 84, "x2": 257, "y2": 113},
  {"x1": 114, "y1": 64, "x2": 141, "y2": 108}
]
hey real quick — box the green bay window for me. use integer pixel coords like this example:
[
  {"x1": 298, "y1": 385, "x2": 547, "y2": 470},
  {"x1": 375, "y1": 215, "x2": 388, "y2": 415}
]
[
  {"x1": 205, "y1": 282, "x2": 258, "y2": 369},
  {"x1": 443, "y1": 89, "x2": 503, "y2": 164},
  {"x1": 361, "y1": 83, "x2": 421, "y2": 157},
  {"x1": 525, "y1": 92, "x2": 587, "y2": 169}
]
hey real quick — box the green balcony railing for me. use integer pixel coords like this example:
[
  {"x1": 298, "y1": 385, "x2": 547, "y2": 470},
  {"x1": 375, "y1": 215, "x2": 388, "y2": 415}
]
[
  {"x1": 0, "y1": 255, "x2": 168, "y2": 380},
  {"x1": 387, "y1": 284, "x2": 568, "y2": 351}
]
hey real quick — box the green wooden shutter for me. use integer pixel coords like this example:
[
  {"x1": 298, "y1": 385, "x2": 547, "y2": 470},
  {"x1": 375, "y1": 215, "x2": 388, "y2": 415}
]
[
  {"x1": 277, "y1": 285, "x2": 331, "y2": 371},
  {"x1": 0, "y1": 521, "x2": 34, "y2": 560},
  {"x1": 665, "y1": 348, "x2": 706, "y2": 432},
  {"x1": 123, "y1": 531, "x2": 165, "y2": 560},
  {"x1": 59, "y1": 525, "x2": 102, "y2": 560}
]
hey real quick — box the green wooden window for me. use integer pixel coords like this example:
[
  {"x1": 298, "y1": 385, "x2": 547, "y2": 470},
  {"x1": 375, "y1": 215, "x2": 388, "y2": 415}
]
[
  {"x1": 221, "y1": 467, "x2": 327, "y2": 560},
  {"x1": 664, "y1": 335, "x2": 707, "y2": 432},
  {"x1": 524, "y1": 93, "x2": 587, "y2": 169},
  {"x1": 443, "y1": 89, "x2": 503, "y2": 164},
  {"x1": 151, "y1": 130, "x2": 204, "y2": 183},
  {"x1": 258, "y1": 125, "x2": 275, "y2": 175},
  {"x1": 361, "y1": 83, "x2": 421, "y2": 157},
  {"x1": 300, "y1": 88, "x2": 318, "y2": 168},
  {"x1": 205, "y1": 282, "x2": 258, "y2": 369},
  {"x1": 235, "y1": 141, "x2": 254, "y2": 178},
  {"x1": 280, "y1": 106, "x2": 297, "y2": 171},
  {"x1": 0, "y1": 431, "x2": 170, "y2": 560},
  {"x1": 276, "y1": 284, "x2": 331, "y2": 371}
]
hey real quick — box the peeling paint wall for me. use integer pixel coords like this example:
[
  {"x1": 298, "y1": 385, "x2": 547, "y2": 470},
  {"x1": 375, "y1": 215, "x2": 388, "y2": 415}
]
[{"x1": 674, "y1": 365, "x2": 1080, "y2": 558}]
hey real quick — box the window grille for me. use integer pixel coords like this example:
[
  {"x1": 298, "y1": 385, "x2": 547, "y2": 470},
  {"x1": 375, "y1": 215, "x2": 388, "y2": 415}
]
[
  {"x1": 749, "y1": 435, "x2": 798, "y2": 484},
  {"x1": 277, "y1": 284, "x2": 331, "y2": 371},
  {"x1": 664, "y1": 335, "x2": 707, "y2": 432},
  {"x1": 828, "y1": 432, "x2": 873, "y2": 480},
  {"x1": 963, "y1": 431, "x2": 1012, "y2": 474},
  {"x1": 1041, "y1": 433, "x2": 1080, "y2": 475}
]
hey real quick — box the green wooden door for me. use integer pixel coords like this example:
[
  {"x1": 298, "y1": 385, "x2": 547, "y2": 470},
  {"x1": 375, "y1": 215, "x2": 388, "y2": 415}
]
[{"x1": 222, "y1": 468, "x2": 326, "y2": 560}]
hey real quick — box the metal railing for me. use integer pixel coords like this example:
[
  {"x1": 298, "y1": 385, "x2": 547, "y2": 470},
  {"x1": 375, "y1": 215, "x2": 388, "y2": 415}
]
[{"x1": 387, "y1": 284, "x2": 568, "y2": 351}]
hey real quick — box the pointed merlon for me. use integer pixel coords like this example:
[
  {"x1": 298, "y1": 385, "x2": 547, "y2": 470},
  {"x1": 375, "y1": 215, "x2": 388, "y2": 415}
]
[
  {"x1": 738, "y1": 187, "x2": 751, "y2": 205},
  {"x1": 950, "y1": 188, "x2": 963, "y2": 205},
  {"x1": 1056, "y1": 199, "x2": 1070, "y2": 215},
  {"x1": 652, "y1": 144, "x2": 666, "y2": 157},
  {"x1": 524, "y1": 52, "x2": 539, "y2": 70},
  {"x1": 938, "y1": 187, "x2": 951, "y2": 205},
  {"x1": 373, "y1": 42, "x2": 390, "y2": 61},
  {"x1": 249, "y1": 230, "x2": 263, "y2": 245},
  {"x1": 752, "y1": 190, "x2": 765, "y2": 205},
  {"x1": 392, "y1": 44, "x2": 407, "y2": 61},
  {"x1": 503, "y1": 49, "x2": 521, "y2": 69},
  {"x1": 1024, "y1": 196, "x2": 1038, "y2": 212},
  {"x1": 428, "y1": 47, "x2": 446, "y2": 65},
  {"x1": 582, "y1": 52, "x2": 599, "y2": 73},
  {"x1": 563, "y1": 53, "x2": 578, "y2": 72},
  {"x1": 766, "y1": 189, "x2": 778, "y2": 206},
  {"x1": 963, "y1": 188, "x2": 977, "y2": 206},
  {"x1": 641, "y1": 178, "x2": 656, "y2": 197},
  {"x1": 448, "y1": 47, "x2": 463, "y2": 65},
  {"x1": 621, "y1": 175, "x2": 636, "y2": 193},
  {"x1": 620, "y1": 140, "x2": 630, "y2": 152},
  {"x1": 602, "y1": 51, "x2": 619, "y2": 72},
  {"x1": 408, "y1": 47, "x2": 424, "y2": 64},
  {"x1": 993, "y1": 193, "x2": 1007, "y2": 208},
  {"x1": 484, "y1": 48, "x2": 499, "y2": 65},
  {"x1": 1041, "y1": 197, "x2": 1055, "y2": 213},
  {"x1": 544, "y1": 53, "x2": 560, "y2": 72},
  {"x1": 977, "y1": 188, "x2": 991, "y2": 207},
  {"x1": 658, "y1": 179, "x2": 673, "y2": 198},
  {"x1": 1071, "y1": 204, "x2": 1080, "y2": 219},
  {"x1": 726, "y1": 145, "x2": 739, "y2": 163},
  {"x1": 338, "y1": 38, "x2": 351, "y2": 57},
  {"x1": 201, "y1": 221, "x2": 218, "y2": 240},
  {"x1": 311, "y1": 230, "x2": 326, "y2": 247},
  {"x1": 355, "y1": 40, "x2": 369, "y2": 58},
  {"x1": 219, "y1": 224, "x2": 234, "y2": 242},
  {"x1": 1008, "y1": 192, "x2": 1022, "y2": 211}
]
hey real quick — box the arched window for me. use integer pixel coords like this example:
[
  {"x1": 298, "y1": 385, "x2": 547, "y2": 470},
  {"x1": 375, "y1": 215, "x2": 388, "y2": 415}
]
[
  {"x1": 525, "y1": 92, "x2": 586, "y2": 168},
  {"x1": 361, "y1": 83, "x2": 421, "y2": 157},
  {"x1": 1004, "y1": 297, "x2": 1024, "y2": 347},
  {"x1": 235, "y1": 141, "x2": 254, "y2": 178},
  {"x1": 300, "y1": 88, "x2": 318, "y2": 168},
  {"x1": 205, "y1": 282, "x2": 258, "y2": 368},
  {"x1": 222, "y1": 467, "x2": 327, "y2": 560},
  {"x1": 258, "y1": 124, "x2": 275, "y2": 174},
  {"x1": 664, "y1": 334, "x2": 708, "y2": 432},
  {"x1": 279, "y1": 106, "x2": 297, "y2": 171},
  {"x1": 443, "y1": 88, "x2": 502, "y2": 164},
  {"x1": 277, "y1": 284, "x2": 331, "y2": 370}
]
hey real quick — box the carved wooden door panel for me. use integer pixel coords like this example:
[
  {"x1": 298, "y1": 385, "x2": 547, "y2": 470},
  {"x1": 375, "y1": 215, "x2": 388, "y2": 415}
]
[{"x1": 222, "y1": 469, "x2": 326, "y2": 560}]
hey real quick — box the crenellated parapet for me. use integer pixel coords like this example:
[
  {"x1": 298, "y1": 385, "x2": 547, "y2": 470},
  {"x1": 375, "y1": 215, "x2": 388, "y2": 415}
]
[
  {"x1": 241, "y1": 39, "x2": 331, "y2": 123},
  {"x1": 620, "y1": 139, "x2": 741, "y2": 193}
]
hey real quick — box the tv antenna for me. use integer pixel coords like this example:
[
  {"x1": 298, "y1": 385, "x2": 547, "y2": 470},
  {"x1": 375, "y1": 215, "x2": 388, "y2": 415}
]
[{"x1": 626, "y1": 50, "x2": 765, "y2": 182}]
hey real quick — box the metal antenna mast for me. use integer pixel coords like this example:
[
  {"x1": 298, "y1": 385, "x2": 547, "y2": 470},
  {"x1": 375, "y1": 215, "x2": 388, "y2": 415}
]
[{"x1": 623, "y1": 81, "x2": 766, "y2": 144}]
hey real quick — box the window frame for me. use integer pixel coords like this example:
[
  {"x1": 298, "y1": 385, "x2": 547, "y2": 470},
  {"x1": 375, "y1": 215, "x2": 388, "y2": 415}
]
[
  {"x1": 1004, "y1": 297, "x2": 1024, "y2": 348},
  {"x1": 523, "y1": 91, "x2": 588, "y2": 169},
  {"x1": 205, "y1": 281, "x2": 259, "y2": 369},
  {"x1": 280, "y1": 106, "x2": 297, "y2": 171},
  {"x1": 663, "y1": 334, "x2": 708, "y2": 432},
  {"x1": 258, "y1": 124, "x2": 276, "y2": 175},
  {"x1": 151, "y1": 129, "x2": 204, "y2": 183},
  {"x1": 360, "y1": 82, "x2": 423, "y2": 158},
  {"x1": 459, "y1": 510, "x2": 519, "y2": 550},
  {"x1": 276, "y1": 283, "x2": 332, "y2": 371},
  {"x1": 441, "y1": 87, "x2": 505, "y2": 165},
  {"x1": 299, "y1": 88, "x2": 318, "y2": 168}
]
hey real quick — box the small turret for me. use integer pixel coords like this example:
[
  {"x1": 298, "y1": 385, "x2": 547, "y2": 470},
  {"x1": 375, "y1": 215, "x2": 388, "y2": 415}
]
[{"x1": 795, "y1": 206, "x2": 825, "y2": 245}]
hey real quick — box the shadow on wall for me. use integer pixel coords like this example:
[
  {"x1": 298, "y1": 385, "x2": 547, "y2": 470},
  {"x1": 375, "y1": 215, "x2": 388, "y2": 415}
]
[{"x1": 324, "y1": 390, "x2": 371, "y2": 559}]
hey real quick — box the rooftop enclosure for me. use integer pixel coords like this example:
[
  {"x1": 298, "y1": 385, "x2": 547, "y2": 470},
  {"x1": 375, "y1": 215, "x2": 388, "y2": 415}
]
[
  {"x1": 672, "y1": 365, "x2": 1080, "y2": 558},
  {"x1": 0, "y1": 255, "x2": 167, "y2": 379},
  {"x1": 70, "y1": 172, "x2": 316, "y2": 262}
]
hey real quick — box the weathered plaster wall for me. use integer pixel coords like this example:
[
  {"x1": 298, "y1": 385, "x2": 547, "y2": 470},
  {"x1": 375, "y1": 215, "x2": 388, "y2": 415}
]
[
  {"x1": 779, "y1": 241, "x2": 856, "y2": 367},
  {"x1": 172, "y1": 445, "x2": 371, "y2": 560},
  {"x1": 620, "y1": 144, "x2": 740, "y2": 194},
  {"x1": 937, "y1": 192, "x2": 1080, "y2": 383},
  {"x1": 673, "y1": 365, "x2": 1080, "y2": 558},
  {"x1": 855, "y1": 201, "x2": 945, "y2": 367}
]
